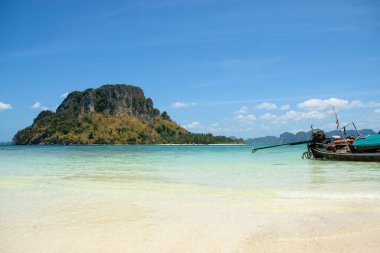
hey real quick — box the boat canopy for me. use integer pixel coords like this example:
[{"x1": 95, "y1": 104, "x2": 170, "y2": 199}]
[{"x1": 353, "y1": 134, "x2": 380, "y2": 147}]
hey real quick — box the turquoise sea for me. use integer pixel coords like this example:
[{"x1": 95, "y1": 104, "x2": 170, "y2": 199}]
[
  {"x1": 1, "y1": 145, "x2": 380, "y2": 196},
  {"x1": 1, "y1": 145, "x2": 380, "y2": 252}
]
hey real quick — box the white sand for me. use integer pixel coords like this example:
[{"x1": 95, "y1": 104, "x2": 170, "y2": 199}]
[{"x1": 1, "y1": 184, "x2": 380, "y2": 253}]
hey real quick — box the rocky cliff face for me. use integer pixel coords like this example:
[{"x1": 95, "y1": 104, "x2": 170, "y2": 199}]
[
  {"x1": 13, "y1": 84, "x2": 242, "y2": 145},
  {"x1": 57, "y1": 85, "x2": 160, "y2": 118}
]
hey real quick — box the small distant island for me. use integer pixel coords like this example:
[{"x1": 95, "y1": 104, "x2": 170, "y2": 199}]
[
  {"x1": 245, "y1": 129, "x2": 377, "y2": 145},
  {"x1": 13, "y1": 84, "x2": 243, "y2": 145}
]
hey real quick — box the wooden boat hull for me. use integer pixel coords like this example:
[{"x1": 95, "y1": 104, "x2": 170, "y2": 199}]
[{"x1": 310, "y1": 147, "x2": 380, "y2": 162}]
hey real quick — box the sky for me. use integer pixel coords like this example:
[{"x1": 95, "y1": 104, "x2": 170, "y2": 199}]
[{"x1": 0, "y1": 0, "x2": 380, "y2": 141}]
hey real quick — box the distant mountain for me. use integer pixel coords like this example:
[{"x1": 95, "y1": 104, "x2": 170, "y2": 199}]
[
  {"x1": 13, "y1": 84, "x2": 243, "y2": 145},
  {"x1": 245, "y1": 129, "x2": 377, "y2": 145},
  {"x1": 245, "y1": 136, "x2": 279, "y2": 145},
  {"x1": 0, "y1": 141, "x2": 12, "y2": 145}
]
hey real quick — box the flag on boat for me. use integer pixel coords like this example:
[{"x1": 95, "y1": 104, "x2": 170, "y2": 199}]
[{"x1": 333, "y1": 107, "x2": 340, "y2": 129}]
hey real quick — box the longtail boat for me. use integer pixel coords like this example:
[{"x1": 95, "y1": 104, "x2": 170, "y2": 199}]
[
  {"x1": 252, "y1": 123, "x2": 380, "y2": 162},
  {"x1": 307, "y1": 146, "x2": 380, "y2": 162}
]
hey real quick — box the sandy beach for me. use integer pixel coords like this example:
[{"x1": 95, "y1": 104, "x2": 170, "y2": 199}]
[
  {"x1": 1, "y1": 145, "x2": 380, "y2": 252},
  {"x1": 1, "y1": 180, "x2": 380, "y2": 252}
]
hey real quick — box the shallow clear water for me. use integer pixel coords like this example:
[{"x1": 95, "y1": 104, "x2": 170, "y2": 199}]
[
  {"x1": 1, "y1": 145, "x2": 380, "y2": 199},
  {"x1": 2, "y1": 145, "x2": 380, "y2": 252}
]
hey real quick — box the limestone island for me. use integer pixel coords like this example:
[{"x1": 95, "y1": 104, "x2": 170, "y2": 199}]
[{"x1": 13, "y1": 84, "x2": 243, "y2": 145}]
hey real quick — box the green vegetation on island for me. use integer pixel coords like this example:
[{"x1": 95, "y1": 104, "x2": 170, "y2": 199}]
[{"x1": 13, "y1": 84, "x2": 243, "y2": 145}]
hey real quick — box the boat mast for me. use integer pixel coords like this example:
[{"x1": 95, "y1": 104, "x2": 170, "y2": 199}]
[{"x1": 351, "y1": 122, "x2": 361, "y2": 136}]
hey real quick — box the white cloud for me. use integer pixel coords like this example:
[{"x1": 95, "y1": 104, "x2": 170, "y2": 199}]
[
  {"x1": 259, "y1": 113, "x2": 277, "y2": 121},
  {"x1": 375, "y1": 108, "x2": 380, "y2": 113},
  {"x1": 184, "y1": 121, "x2": 202, "y2": 129},
  {"x1": 257, "y1": 102, "x2": 289, "y2": 110},
  {"x1": 234, "y1": 106, "x2": 256, "y2": 123},
  {"x1": 234, "y1": 106, "x2": 249, "y2": 115},
  {"x1": 367, "y1": 101, "x2": 380, "y2": 107},
  {"x1": 261, "y1": 110, "x2": 326, "y2": 124},
  {"x1": 258, "y1": 109, "x2": 326, "y2": 123},
  {"x1": 280, "y1": 104, "x2": 290, "y2": 110},
  {"x1": 61, "y1": 92, "x2": 69, "y2": 98},
  {"x1": 281, "y1": 110, "x2": 326, "y2": 121},
  {"x1": 31, "y1": 102, "x2": 49, "y2": 110},
  {"x1": 297, "y1": 98, "x2": 349, "y2": 110},
  {"x1": 349, "y1": 100, "x2": 364, "y2": 108},
  {"x1": 257, "y1": 102, "x2": 277, "y2": 110},
  {"x1": 0, "y1": 102, "x2": 12, "y2": 110},
  {"x1": 31, "y1": 102, "x2": 41, "y2": 109},
  {"x1": 235, "y1": 114, "x2": 256, "y2": 123},
  {"x1": 349, "y1": 100, "x2": 380, "y2": 108},
  {"x1": 171, "y1": 101, "x2": 197, "y2": 108},
  {"x1": 298, "y1": 98, "x2": 380, "y2": 111}
]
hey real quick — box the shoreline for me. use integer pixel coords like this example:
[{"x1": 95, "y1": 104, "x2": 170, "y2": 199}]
[
  {"x1": 1, "y1": 145, "x2": 380, "y2": 252},
  {"x1": 3, "y1": 143, "x2": 247, "y2": 146}
]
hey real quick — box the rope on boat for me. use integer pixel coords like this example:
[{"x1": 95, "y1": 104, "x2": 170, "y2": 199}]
[{"x1": 302, "y1": 149, "x2": 313, "y2": 159}]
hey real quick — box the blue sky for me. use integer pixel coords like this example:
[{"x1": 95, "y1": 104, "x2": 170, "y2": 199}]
[{"x1": 1, "y1": 0, "x2": 380, "y2": 141}]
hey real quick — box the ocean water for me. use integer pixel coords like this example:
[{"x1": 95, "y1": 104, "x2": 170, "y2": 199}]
[
  {"x1": 1, "y1": 145, "x2": 380, "y2": 198},
  {"x1": 1, "y1": 145, "x2": 380, "y2": 252}
]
